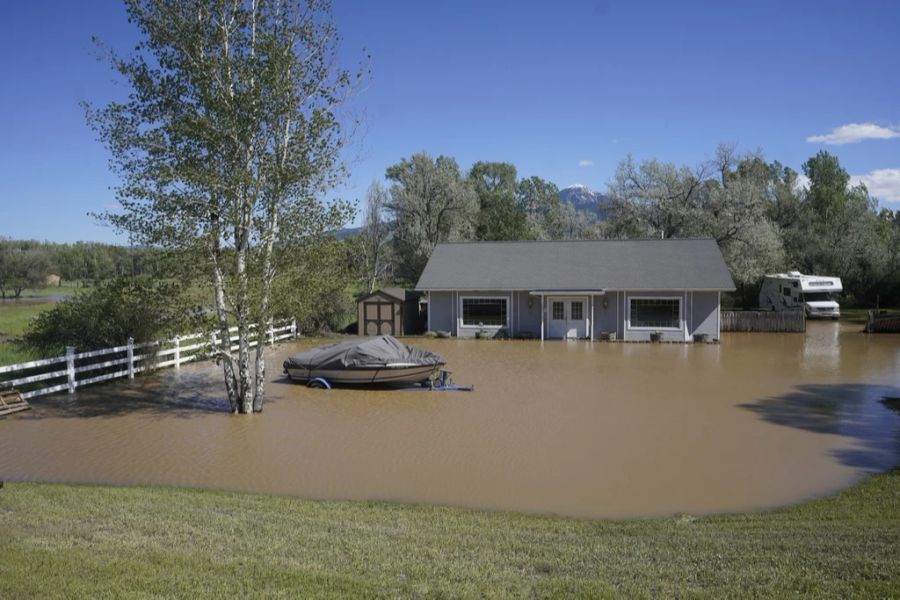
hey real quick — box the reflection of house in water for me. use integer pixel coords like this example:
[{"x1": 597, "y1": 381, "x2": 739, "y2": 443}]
[{"x1": 802, "y1": 322, "x2": 842, "y2": 371}]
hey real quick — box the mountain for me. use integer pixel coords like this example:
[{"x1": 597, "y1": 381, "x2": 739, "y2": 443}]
[{"x1": 558, "y1": 184, "x2": 612, "y2": 219}]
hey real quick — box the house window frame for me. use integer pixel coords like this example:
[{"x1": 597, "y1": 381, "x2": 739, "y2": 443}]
[
  {"x1": 626, "y1": 295, "x2": 682, "y2": 331},
  {"x1": 459, "y1": 295, "x2": 509, "y2": 329}
]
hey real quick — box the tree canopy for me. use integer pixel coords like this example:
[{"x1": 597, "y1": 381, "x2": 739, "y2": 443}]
[{"x1": 87, "y1": 0, "x2": 361, "y2": 413}]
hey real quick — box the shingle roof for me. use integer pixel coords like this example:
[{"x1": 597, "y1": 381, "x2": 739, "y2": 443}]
[{"x1": 415, "y1": 239, "x2": 736, "y2": 291}]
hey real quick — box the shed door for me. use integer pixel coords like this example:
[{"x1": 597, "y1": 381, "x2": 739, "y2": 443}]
[{"x1": 364, "y1": 301, "x2": 396, "y2": 336}]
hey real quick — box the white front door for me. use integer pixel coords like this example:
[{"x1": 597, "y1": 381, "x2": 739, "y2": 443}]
[{"x1": 547, "y1": 297, "x2": 588, "y2": 339}]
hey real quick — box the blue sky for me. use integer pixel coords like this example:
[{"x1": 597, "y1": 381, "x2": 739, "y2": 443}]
[{"x1": 1, "y1": 0, "x2": 899, "y2": 243}]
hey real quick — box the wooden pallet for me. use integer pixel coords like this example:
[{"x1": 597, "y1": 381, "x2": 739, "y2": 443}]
[{"x1": 0, "y1": 387, "x2": 30, "y2": 417}]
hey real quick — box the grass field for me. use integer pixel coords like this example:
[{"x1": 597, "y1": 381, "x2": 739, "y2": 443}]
[
  {"x1": 0, "y1": 302, "x2": 50, "y2": 364},
  {"x1": 0, "y1": 470, "x2": 898, "y2": 598},
  {"x1": 0, "y1": 285, "x2": 80, "y2": 365}
]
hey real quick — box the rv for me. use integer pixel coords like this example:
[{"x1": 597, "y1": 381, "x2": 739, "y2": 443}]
[{"x1": 759, "y1": 272, "x2": 842, "y2": 319}]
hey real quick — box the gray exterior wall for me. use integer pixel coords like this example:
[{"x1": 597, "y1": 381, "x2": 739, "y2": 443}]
[
  {"x1": 427, "y1": 291, "x2": 455, "y2": 334},
  {"x1": 426, "y1": 289, "x2": 721, "y2": 341}
]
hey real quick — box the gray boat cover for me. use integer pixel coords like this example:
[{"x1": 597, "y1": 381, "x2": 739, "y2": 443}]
[{"x1": 283, "y1": 336, "x2": 444, "y2": 371}]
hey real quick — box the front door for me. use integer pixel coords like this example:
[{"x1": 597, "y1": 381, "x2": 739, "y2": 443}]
[{"x1": 547, "y1": 297, "x2": 587, "y2": 339}]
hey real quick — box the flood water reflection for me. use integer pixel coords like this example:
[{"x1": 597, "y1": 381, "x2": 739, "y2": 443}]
[{"x1": 2, "y1": 321, "x2": 899, "y2": 519}]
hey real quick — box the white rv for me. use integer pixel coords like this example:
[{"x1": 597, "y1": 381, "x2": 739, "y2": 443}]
[{"x1": 759, "y1": 272, "x2": 842, "y2": 319}]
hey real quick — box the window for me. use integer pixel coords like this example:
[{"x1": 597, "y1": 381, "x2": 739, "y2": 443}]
[
  {"x1": 462, "y1": 297, "x2": 507, "y2": 327},
  {"x1": 552, "y1": 301, "x2": 564, "y2": 320},
  {"x1": 803, "y1": 292, "x2": 833, "y2": 302},
  {"x1": 629, "y1": 298, "x2": 680, "y2": 329},
  {"x1": 570, "y1": 301, "x2": 583, "y2": 320},
  {"x1": 783, "y1": 287, "x2": 791, "y2": 296}
]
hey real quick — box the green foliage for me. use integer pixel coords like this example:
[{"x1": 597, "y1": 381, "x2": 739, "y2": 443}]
[
  {"x1": 0, "y1": 239, "x2": 162, "y2": 294},
  {"x1": 269, "y1": 237, "x2": 357, "y2": 334},
  {"x1": 516, "y1": 176, "x2": 564, "y2": 239},
  {"x1": 0, "y1": 239, "x2": 51, "y2": 299},
  {"x1": 603, "y1": 145, "x2": 900, "y2": 306},
  {"x1": 20, "y1": 277, "x2": 199, "y2": 355},
  {"x1": 469, "y1": 161, "x2": 529, "y2": 241},
  {"x1": 86, "y1": 0, "x2": 363, "y2": 412},
  {"x1": 385, "y1": 153, "x2": 478, "y2": 283}
]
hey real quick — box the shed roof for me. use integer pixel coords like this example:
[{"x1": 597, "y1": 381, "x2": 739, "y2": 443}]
[
  {"x1": 358, "y1": 288, "x2": 421, "y2": 303},
  {"x1": 415, "y1": 239, "x2": 735, "y2": 292}
]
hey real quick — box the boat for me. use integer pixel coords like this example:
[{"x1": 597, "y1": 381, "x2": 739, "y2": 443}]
[{"x1": 283, "y1": 335, "x2": 445, "y2": 387}]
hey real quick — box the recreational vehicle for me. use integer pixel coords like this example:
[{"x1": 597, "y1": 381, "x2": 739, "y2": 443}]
[{"x1": 759, "y1": 272, "x2": 842, "y2": 319}]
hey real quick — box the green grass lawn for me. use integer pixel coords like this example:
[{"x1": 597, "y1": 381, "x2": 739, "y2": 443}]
[
  {"x1": 0, "y1": 285, "x2": 82, "y2": 365},
  {"x1": 0, "y1": 302, "x2": 54, "y2": 365},
  {"x1": 1, "y1": 470, "x2": 898, "y2": 598}
]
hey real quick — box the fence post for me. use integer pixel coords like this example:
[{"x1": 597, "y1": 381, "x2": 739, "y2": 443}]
[
  {"x1": 174, "y1": 335, "x2": 181, "y2": 369},
  {"x1": 268, "y1": 319, "x2": 275, "y2": 345},
  {"x1": 209, "y1": 331, "x2": 218, "y2": 358},
  {"x1": 66, "y1": 346, "x2": 75, "y2": 394},
  {"x1": 127, "y1": 337, "x2": 135, "y2": 380},
  {"x1": 291, "y1": 317, "x2": 297, "y2": 338}
]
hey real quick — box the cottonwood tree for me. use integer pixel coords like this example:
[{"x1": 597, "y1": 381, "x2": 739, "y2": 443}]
[
  {"x1": 698, "y1": 147, "x2": 786, "y2": 304},
  {"x1": 516, "y1": 176, "x2": 563, "y2": 240},
  {"x1": 385, "y1": 153, "x2": 477, "y2": 282},
  {"x1": 0, "y1": 240, "x2": 50, "y2": 299},
  {"x1": 359, "y1": 181, "x2": 392, "y2": 293},
  {"x1": 468, "y1": 161, "x2": 528, "y2": 241},
  {"x1": 88, "y1": 0, "x2": 361, "y2": 413},
  {"x1": 607, "y1": 154, "x2": 710, "y2": 240}
]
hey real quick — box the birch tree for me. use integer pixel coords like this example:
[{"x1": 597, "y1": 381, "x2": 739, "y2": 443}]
[{"x1": 87, "y1": 0, "x2": 361, "y2": 413}]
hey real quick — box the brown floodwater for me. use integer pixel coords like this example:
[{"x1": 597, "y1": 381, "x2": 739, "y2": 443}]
[{"x1": 2, "y1": 322, "x2": 899, "y2": 519}]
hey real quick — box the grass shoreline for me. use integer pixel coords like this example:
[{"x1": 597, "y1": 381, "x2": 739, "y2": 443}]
[{"x1": 2, "y1": 469, "x2": 898, "y2": 598}]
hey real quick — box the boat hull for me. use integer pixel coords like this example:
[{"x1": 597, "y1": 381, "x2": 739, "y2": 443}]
[{"x1": 284, "y1": 363, "x2": 443, "y2": 386}]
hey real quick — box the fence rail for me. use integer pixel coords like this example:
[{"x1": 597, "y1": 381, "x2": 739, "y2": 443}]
[
  {"x1": 721, "y1": 310, "x2": 806, "y2": 333},
  {"x1": 0, "y1": 318, "x2": 297, "y2": 400},
  {"x1": 865, "y1": 310, "x2": 900, "y2": 333}
]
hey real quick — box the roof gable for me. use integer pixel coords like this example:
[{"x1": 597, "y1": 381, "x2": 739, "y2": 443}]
[{"x1": 415, "y1": 239, "x2": 736, "y2": 292}]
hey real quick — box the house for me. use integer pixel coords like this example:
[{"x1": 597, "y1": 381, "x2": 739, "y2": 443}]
[
  {"x1": 415, "y1": 239, "x2": 735, "y2": 342},
  {"x1": 357, "y1": 288, "x2": 425, "y2": 337}
]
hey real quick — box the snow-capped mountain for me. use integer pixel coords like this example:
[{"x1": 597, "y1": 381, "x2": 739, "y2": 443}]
[{"x1": 558, "y1": 184, "x2": 612, "y2": 219}]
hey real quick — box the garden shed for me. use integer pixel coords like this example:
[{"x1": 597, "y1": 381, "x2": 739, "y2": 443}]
[{"x1": 357, "y1": 288, "x2": 424, "y2": 337}]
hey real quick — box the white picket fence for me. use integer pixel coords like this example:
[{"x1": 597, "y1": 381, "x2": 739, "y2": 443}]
[{"x1": 0, "y1": 318, "x2": 297, "y2": 400}]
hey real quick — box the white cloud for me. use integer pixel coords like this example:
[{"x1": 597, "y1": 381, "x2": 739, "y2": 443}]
[
  {"x1": 578, "y1": 159, "x2": 594, "y2": 167},
  {"x1": 807, "y1": 123, "x2": 900, "y2": 145},
  {"x1": 851, "y1": 168, "x2": 900, "y2": 203},
  {"x1": 793, "y1": 173, "x2": 810, "y2": 192}
]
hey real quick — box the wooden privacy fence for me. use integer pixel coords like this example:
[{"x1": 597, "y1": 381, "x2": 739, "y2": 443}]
[
  {"x1": 721, "y1": 310, "x2": 806, "y2": 333},
  {"x1": 0, "y1": 319, "x2": 297, "y2": 400},
  {"x1": 865, "y1": 311, "x2": 900, "y2": 333}
]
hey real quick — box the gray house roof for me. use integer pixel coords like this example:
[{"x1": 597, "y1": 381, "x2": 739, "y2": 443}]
[{"x1": 415, "y1": 239, "x2": 736, "y2": 292}]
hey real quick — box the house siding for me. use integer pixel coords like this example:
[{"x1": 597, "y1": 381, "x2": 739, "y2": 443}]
[
  {"x1": 427, "y1": 291, "x2": 455, "y2": 334},
  {"x1": 428, "y1": 289, "x2": 722, "y2": 342}
]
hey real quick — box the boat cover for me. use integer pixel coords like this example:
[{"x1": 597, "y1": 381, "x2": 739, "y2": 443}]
[{"x1": 283, "y1": 336, "x2": 444, "y2": 371}]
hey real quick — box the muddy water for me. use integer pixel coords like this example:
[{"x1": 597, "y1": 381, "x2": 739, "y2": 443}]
[{"x1": 2, "y1": 322, "x2": 899, "y2": 519}]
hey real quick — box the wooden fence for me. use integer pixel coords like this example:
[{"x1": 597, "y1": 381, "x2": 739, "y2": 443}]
[
  {"x1": 0, "y1": 319, "x2": 297, "y2": 400},
  {"x1": 865, "y1": 311, "x2": 900, "y2": 333},
  {"x1": 721, "y1": 310, "x2": 806, "y2": 333}
]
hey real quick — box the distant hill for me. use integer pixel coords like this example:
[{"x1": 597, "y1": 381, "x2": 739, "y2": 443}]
[
  {"x1": 334, "y1": 226, "x2": 362, "y2": 239},
  {"x1": 558, "y1": 184, "x2": 612, "y2": 219}
]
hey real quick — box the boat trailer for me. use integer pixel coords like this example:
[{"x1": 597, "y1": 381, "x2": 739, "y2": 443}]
[{"x1": 307, "y1": 369, "x2": 473, "y2": 392}]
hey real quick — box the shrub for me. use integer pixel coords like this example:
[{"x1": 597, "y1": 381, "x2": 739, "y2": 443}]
[{"x1": 21, "y1": 277, "x2": 200, "y2": 355}]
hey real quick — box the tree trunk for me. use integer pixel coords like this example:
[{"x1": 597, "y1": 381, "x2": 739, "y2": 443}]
[
  {"x1": 210, "y1": 209, "x2": 240, "y2": 413},
  {"x1": 235, "y1": 199, "x2": 254, "y2": 414},
  {"x1": 252, "y1": 201, "x2": 279, "y2": 413}
]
